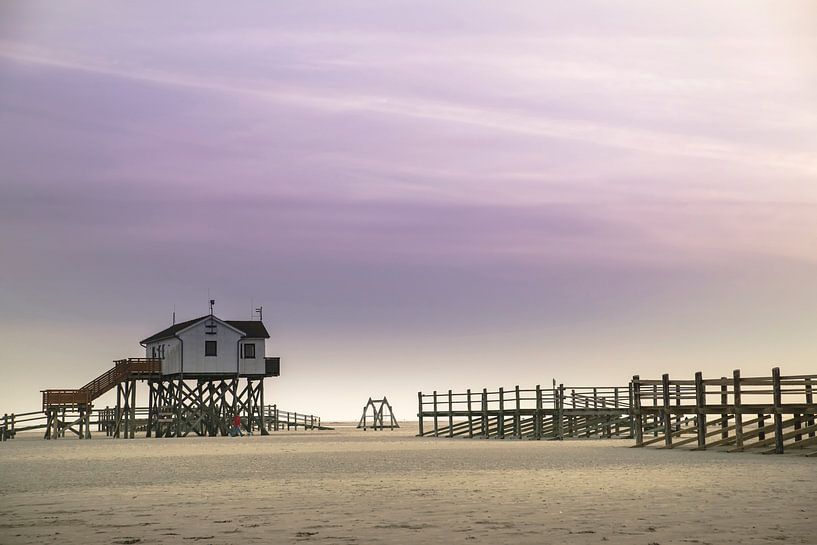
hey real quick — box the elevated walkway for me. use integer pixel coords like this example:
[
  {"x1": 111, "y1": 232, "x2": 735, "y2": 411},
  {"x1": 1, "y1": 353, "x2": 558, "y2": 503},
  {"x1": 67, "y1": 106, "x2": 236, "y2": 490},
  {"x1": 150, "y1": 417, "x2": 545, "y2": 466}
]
[{"x1": 42, "y1": 358, "x2": 162, "y2": 409}]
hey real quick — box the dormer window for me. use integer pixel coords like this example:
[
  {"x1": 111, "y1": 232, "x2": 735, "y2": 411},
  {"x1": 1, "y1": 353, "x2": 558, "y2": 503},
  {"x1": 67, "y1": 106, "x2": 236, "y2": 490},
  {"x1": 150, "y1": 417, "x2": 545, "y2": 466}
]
[
  {"x1": 205, "y1": 341, "x2": 217, "y2": 357},
  {"x1": 243, "y1": 343, "x2": 256, "y2": 359}
]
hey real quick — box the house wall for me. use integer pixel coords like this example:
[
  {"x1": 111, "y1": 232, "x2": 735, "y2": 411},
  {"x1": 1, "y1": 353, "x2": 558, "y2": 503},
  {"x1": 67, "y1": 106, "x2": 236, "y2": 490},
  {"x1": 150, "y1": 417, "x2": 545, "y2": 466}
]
[
  {"x1": 177, "y1": 319, "x2": 243, "y2": 375},
  {"x1": 145, "y1": 337, "x2": 181, "y2": 375},
  {"x1": 238, "y1": 338, "x2": 266, "y2": 375}
]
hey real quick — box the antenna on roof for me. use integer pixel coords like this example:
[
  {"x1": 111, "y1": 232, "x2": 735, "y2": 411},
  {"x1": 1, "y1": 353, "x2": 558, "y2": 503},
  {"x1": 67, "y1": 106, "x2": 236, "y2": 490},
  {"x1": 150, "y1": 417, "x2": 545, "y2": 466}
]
[
  {"x1": 255, "y1": 306, "x2": 263, "y2": 321},
  {"x1": 172, "y1": 304, "x2": 176, "y2": 325},
  {"x1": 209, "y1": 299, "x2": 215, "y2": 315}
]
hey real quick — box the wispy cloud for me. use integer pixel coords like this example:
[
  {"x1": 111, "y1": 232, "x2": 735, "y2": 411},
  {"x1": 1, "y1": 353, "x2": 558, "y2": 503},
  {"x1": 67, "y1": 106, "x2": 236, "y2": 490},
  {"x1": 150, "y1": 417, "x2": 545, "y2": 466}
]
[{"x1": 2, "y1": 42, "x2": 814, "y2": 177}]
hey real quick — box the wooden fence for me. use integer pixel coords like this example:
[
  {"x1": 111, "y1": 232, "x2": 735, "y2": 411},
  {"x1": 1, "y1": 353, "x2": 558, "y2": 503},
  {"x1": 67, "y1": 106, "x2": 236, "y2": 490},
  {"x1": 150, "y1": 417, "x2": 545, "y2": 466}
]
[
  {"x1": 1, "y1": 404, "x2": 330, "y2": 441},
  {"x1": 417, "y1": 383, "x2": 632, "y2": 439},
  {"x1": 632, "y1": 368, "x2": 817, "y2": 455}
]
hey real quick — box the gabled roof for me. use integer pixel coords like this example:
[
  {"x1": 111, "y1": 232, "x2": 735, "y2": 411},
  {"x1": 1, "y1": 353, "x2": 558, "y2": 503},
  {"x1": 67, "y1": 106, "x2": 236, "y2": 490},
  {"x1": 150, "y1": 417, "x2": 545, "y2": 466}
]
[{"x1": 140, "y1": 315, "x2": 270, "y2": 344}]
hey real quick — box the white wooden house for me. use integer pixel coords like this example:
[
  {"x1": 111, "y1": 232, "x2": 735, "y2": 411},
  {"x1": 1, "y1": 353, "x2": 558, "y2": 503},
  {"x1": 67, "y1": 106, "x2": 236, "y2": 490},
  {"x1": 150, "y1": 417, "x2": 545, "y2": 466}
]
[{"x1": 140, "y1": 314, "x2": 279, "y2": 377}]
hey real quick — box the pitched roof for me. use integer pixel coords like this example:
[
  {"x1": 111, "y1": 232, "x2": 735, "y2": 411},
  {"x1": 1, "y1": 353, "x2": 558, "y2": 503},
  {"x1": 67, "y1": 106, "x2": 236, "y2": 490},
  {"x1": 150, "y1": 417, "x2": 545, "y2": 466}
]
[
  {"x1": 224, "y1": 320, "x2": 270, "y2": 339},
  {"x1": 140, "y1": 315, "x2": 270, "y2": 344}
]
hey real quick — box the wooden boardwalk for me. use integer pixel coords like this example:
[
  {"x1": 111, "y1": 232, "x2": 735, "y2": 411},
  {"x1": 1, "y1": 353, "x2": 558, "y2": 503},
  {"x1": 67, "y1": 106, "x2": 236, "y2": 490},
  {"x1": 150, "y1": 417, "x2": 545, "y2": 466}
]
[
  {"x1": 632, "y1": 368, "x2": 817, "y2": 455},
  {"x1": 417, "y1": 383, "x2": 632, "y2": 439},
  {"x1": 1, "y1": 403, "x2": 331, "y2": 441}
]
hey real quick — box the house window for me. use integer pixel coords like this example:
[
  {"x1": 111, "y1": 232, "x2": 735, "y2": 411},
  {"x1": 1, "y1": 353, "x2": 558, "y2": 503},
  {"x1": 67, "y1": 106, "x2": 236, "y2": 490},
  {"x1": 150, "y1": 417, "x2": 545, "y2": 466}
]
[
  {"x1": 205, "y1": 340, "x2": 217, "y2": 357},
  {"x1": 243, "y1": 343, "x2": 256, "y2": 359},
  {"x1": 160, "y1": 345, "x2": 165, "y2": 359},
  {"x1": 151, "y1": 346, "x2": 156, "y2": 358}
]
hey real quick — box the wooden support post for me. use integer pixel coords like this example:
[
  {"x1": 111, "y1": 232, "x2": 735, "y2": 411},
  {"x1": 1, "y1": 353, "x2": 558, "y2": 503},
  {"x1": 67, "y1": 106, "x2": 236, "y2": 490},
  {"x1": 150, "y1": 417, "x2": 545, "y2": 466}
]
[
  {"x1": 448, "y1": 390, "x2": 454, "y2": 438},
  {"x1": 633, "y1": 376, "x2": 643, "y2": 447},
  {"x1": 467, "y1": 389, "x2": 473, "y2": 439},
  {"x1": 806, "y1": 378, "x2": 815, "y2": 439},
  {"x1": 772, "y1": 367, "x2": 784, "y2": 454},
  {"x1": 115, "y1": 383, "x2": 122, "y2": 439},
  {"x1": 1, "y1": 413, "x2": 6, "y2": 442},
  {"x1": 481, "y1": 388, "x2": 488, "y2": 438},
  {"x1": 652, "y1": 384, "x2": 658, "y2": 437},
  {"x1": 417, "y1": 392, "x2": 424, "y2": 437},
  {"x1": 733, "y1": 369, "x2": 744, "y2": 450},
  {"x1": 674, "y1": 384, "x2": 681, "y2": 432},
  {"x1": 515, "y1": 386, "x2": 522, "y2": 439},
  {"x1": 498, "y1": 387, "x2": 505, "y2": 439},
  {"x1": 662, "y1": 374, "x2": 672, "y2": 447},
  {"x1": 432, "y1": 391, "x2": 438, "y2": 437},
  {"x1": 614, "y1": 387, "x2": 620, "y2": 436},
  {"x1": 628, "y1": 382, "x2": 635, "y2": 439},
  {"x1": 557, "y1": 384, "x2": 565, "y2": 440},
  {"x1": 720, "y1": 377, "x2": 728, "y2": 440},
  {"x1": 695, "y1": 371, "x2": 706, "y2": 449},
  {"x1": 535, "y1": 385, "x2": 542, "y2": 440}
]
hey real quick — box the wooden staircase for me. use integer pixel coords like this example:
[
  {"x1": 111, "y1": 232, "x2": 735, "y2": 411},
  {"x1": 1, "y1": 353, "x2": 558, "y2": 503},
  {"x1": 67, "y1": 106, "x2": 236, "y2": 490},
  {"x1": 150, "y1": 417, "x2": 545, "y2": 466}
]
[{"x1": 42, "y1": 358, "x2": 162, "y2": 409}]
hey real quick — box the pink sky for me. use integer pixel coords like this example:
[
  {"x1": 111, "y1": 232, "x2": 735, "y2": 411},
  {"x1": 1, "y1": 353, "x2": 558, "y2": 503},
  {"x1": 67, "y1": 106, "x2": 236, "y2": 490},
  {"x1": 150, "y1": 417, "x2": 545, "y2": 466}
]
[{"x1": 1, "y1": 1, "x2": 816, "y2": 418}]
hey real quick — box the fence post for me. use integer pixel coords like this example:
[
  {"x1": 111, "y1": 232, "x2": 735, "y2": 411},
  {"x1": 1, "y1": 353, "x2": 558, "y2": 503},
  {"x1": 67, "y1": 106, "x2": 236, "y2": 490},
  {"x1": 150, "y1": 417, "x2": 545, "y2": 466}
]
[
  {"x1": 733, "y1": 369, "x2": 743, "y2": 450},
  {"x1": 806, "y1": 378, "x2": 814, "y2": 439},
  {"x1": 1, "y1": 413, "x2": 6, "y2": 441},
  {"x1": 674, "y1": 384, "x2": 681, "y2": 432},
  {"x1": 432, "y1": 391, "x2": 439, "y2": 437},
  {"x1": 417, "y1": 392, "x2": 424, "y2": 437},
  {"x1": 535, "y1": 385, "x2": 542, "y2": 440},
  {"x1": 515, "y1": 386, "x2": 522, "y2": 439},
  {"x1": 448, "y1": 390, "x2": 454, "y2": 438},
  {"x1": 481, "y1": 388, "x2": 488, "y2": 438},
  {"x1": 695, "y1": 371, "x2": 706, "y2": 449},
  {"x1": 557, "y1": 384, "x2": 565, "y2": 440},
  {"x1": 772, "y1": 367, "x2": 784, "y2": 454},
  {"x1": 652, "y1": 384, "x2": 658, "y2": 437},
  {"x1": 633, "y1": 376, "x2": 643, "y2": 447},
  {"x1": 662, "y1": 374, "x2": 672, "y2": 447},
  {"x1": 498, "y1": 387, "x2": 505, "y2": 439},
  {"x1": 720, "y1": 377, "x2": 728, "y2": 440},
  {"x1": 467, "y1": 389, "x2": 473, "y2": 438}
]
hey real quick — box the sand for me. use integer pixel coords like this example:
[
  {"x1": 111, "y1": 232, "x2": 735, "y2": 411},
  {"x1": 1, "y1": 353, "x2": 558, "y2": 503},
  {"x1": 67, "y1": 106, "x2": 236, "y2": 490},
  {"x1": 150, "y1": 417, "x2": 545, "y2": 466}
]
[{"x1": 0, "y1": 426, "x2": 814, "y2": 544}]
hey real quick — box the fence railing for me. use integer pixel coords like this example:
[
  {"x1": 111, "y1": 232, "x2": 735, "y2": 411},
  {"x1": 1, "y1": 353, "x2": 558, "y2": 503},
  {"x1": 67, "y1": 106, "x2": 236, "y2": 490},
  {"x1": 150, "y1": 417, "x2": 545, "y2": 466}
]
[
  {"x1": 42, "y1": 358, "x2": 163, "y2": 410},
  {"x1": 418, "y1": 383, "x2": 632, "y2": 439},
  {"x1": 632, "y1": 368, "x2": 817, "y2": 455},
  {"x1": 1, "y1": 403, "x2": 329, "y2": 441}
]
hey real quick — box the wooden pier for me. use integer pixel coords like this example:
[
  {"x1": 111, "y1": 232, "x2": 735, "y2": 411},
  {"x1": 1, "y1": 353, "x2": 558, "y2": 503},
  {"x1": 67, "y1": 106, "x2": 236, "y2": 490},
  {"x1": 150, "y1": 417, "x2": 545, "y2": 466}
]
[
  {"x1": 417, "y1": 383, "x2": 632, "y2": 439},
  {"x1": 632, "y1": 368, "x2": 817, "y2": 455}
]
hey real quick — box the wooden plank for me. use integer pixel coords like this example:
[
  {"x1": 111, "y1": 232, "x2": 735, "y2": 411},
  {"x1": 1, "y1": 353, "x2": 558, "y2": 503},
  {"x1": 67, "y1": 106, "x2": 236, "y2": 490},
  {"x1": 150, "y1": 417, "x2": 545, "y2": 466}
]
[
  {"x1": 662, "y1": 374, "x2": 672, "y2": 447},
  {"x1": 695, "y1": 371, "x2": 706, "y2": 449},
  {"x1": 772, "y1": 367, "x2": 784, "y2": 454}
]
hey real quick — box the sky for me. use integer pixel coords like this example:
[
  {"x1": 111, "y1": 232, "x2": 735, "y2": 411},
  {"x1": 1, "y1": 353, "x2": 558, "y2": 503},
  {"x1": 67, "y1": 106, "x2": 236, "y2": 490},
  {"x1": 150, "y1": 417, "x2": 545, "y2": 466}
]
[{"x1": 1, "y1": 1, "x2": 816, "y2": 420}]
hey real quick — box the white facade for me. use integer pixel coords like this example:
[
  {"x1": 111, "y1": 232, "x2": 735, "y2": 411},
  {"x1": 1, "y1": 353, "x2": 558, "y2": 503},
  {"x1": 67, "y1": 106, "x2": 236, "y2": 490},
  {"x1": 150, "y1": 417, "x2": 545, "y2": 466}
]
[{"x1": 143, "y1": 316, "x2": 267, "y2": 376}]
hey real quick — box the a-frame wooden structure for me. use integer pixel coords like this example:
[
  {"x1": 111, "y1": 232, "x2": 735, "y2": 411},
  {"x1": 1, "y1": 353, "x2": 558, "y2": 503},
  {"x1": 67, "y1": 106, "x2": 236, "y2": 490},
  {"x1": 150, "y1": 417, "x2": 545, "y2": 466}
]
[{"x1": 357, "y1": 397, "x2": 399, "y2": 430}]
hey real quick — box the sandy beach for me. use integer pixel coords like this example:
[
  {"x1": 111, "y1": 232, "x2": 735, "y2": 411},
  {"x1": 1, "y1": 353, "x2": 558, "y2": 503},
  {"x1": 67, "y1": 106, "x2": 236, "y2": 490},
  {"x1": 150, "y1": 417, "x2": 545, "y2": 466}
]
[{"x1": 0, "y1": 427, "x2": 814, "y2": 545}]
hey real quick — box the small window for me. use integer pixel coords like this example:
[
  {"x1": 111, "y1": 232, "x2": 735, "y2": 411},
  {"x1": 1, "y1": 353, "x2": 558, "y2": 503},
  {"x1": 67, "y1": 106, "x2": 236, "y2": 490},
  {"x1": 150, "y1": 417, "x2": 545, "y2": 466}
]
[
  {"x1": 151, "y1": 346, "x2": 156, "y2": 358},
  {"x1": 160, "y1": 345, "x2": 165, "y2": 359},
  {"x1": 243, "y1": 343, "x2": 256, "y2": 359},
  {"x1": 205, "y1": 340, "x2": 217, "y2": 357}
]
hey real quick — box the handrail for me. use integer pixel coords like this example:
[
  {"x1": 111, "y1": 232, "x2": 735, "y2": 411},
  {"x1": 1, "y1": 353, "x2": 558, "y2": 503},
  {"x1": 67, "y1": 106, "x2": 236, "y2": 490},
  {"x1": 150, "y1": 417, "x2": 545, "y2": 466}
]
[{"x1": 43, "y1": 358, "x2": 163, "y2": 409}]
